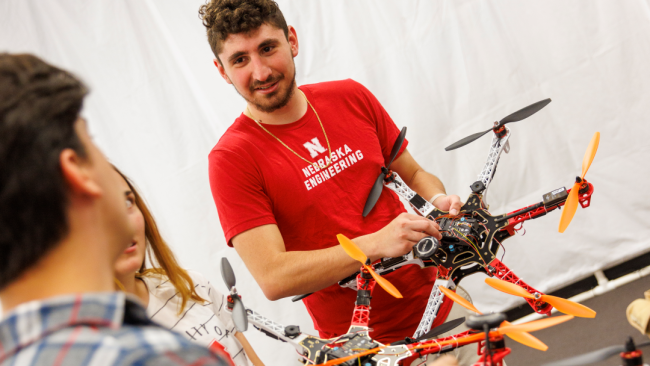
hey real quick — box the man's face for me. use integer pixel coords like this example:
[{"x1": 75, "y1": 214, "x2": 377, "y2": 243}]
[
  {"x1": 216, "y1": 23, "x2": 299, "y2": 113},
  {"x1": 74, "y1": 119, "x2": 135, "y2": 255}
]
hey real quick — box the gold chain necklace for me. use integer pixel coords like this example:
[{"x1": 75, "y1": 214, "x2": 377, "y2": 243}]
[{"x1": 246, "y1": 89, "x2": 333, "y2": 169}]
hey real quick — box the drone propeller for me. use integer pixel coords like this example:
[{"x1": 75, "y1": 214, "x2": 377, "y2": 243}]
[
  {"x1": 496, "y1": 315, "x2": 574, "y2": 334},
  {"x1": 445, "y1": 98, "x2": 552, "y2": 151},
  {"x1": 392, "y1": 317, "x2": 468, "y2": 346},
  {"x1": 414, "y1": 317, "x2": 466, "y2": 342},
  {"x1": 542, "y1": 338, "x2": 650, "y2": 366},
  {"x1": 362, "y1": 127, "x2": 407, "y2": 217},
  {"x1": 317, "y1": 314, "x2": 572, "y2": 366},
  {"x1": 409, "y1": 315, "x2": 573, "y2": 353},
  {"x1": 558, "y1": 131, "x2": 600, "y2": 233},
  {"x1": 220, "y1": 257, "x2": 249, "y2": 332},
  {"x1": 337, "y1": 234, "x2": 402, "y2": 298},
  {"x1": 485, "y1": 278, "x2": 596, "y2": 318},
  {"x1": 438, "y1": 286, "x2": 549, "y2": 351}
]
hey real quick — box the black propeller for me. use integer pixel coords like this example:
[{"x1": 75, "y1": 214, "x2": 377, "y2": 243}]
[
  {"x1": 542, "y1": 337, "x2": 650, "y2": 366},
  {"x1": 362, "y1": 127, "x2": 407, "y2": 217},
  {"x1": 391, "y1": 317, "x2": 466, "y2": 346},
  {"x1": 220, "y1": 257, "x2": 249, "y2": 332},
  {"x1": 415, "y1": 317, "x2": 466, "y2": 342},
  {"x1": 445, "y1": 98, "x2": 551, "y2": 151},
  {"x1": 291, "y1": 293, "x2": 313, "y2": 302}
]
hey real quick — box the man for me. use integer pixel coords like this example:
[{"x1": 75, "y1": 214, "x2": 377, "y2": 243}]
[
  {"x1": 202, "y1": 0, "x2": 463, "y2": 350},
  {"x1": 0, "y1": 53, "x2": 230, "y2": 366}
]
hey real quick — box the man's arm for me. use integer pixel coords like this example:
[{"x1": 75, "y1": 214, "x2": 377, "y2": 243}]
[
  {"x1": 232, "y1": 149, "x2": 459, "y2": 302},
  {"x1": 232, "y1": 215, "x2": 441, "y2": 301},
  {"x1": 391, "y1": 149, "x2": 462, "y2": 215}
]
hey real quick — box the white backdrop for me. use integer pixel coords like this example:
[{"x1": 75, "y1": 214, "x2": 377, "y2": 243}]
[{"x1": 2, "y1": 1, "x2": 650, "y2": 364}]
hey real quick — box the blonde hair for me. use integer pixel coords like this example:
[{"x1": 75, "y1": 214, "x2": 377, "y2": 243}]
[{"x1": 115, "y1": 168, "x2": 205, "y2": 313}]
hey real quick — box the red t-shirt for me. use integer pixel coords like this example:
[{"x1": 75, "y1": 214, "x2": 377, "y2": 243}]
[{"x1": 209, "y1": 79, "x2": 451, "y2": 343}]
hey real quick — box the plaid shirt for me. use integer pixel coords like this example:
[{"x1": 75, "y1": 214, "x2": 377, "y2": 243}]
[{"x1": 0, "y1": 292, "x2": 233, "y2": 366}]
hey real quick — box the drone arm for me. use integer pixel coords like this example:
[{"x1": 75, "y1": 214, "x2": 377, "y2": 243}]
[
  {"x1": 385, "y1": 173, "x2": 438, "y2": 217},
  {"x1": 476, "y1": 127, "x2": 511, "y2": 200},
  {"x1": 498, "y1": 182, "x2": 594, "y2": 228},
  {"x1": 247, "y1": 309, "x2": 310, "y2": 353},
  {"x1": 487, "y1": 259, "x2": 553, "y2": 315},
  {"x1": 408, "y1": 330, "x2": 475, "y2": 356},
  {"x1": 413, "y1": 278, "x2": 456, "y2": 339},
  {"x1": 349, "y1": 272, "x2": 377, "y2": 328},
  {"x1": 338, "y1": 252, "x2": 427, "y2": 290}
]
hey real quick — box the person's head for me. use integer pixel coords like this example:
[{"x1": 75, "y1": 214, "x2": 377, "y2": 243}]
[
  {"x1": 0, "y1": 53, "x2": 134, "y2": 291},
  {"x1": 113, "y1": 168, "x2": 204, "y2": 313},
  {"x1": 199, "y1": 0, "x2": 299, "y2": 113}
]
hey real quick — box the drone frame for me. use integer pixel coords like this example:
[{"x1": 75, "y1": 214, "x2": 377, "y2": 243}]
[
  {"x1": 339, "y1": 125, "x2": 595, "y2": 339},
  {"x1": 228, "y1": 258, "x2": 521, "y2": 366}
]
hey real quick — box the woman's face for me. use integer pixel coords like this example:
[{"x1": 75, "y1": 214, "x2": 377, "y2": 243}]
[{"x1": 113, "y1": 171, "x2": 147, "y2": 278}]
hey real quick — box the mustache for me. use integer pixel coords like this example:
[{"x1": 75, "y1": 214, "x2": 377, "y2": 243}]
[{"x1": 249, "y1": 73, "x2": 284, "y2": 91}]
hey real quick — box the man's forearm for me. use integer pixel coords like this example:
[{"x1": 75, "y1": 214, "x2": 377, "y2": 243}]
[
  {"x1": 233, "y1": 226, "x2": 383, "y2": 301},
  {"x1": 408, "y1": 168, "x2": 447, "y2": 202},
  {"x1": 243, "y1": 245, "x2": 363, "y2": 300}
]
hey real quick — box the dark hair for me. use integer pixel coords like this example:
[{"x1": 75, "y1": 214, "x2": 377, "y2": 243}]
[
  {"x1": 199, "y1": 0, "x2": 288, "y2": 62},
  {"x1": 0, "y1": 53, "x2": 88, "y2": 290}
]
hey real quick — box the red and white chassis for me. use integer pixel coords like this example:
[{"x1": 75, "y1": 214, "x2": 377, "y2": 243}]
[
  {"x1": 367, "y1": 170, "x2": 594, "y2": 339},
  {"x1": 236, "y1": 266, "x2": 517, "y2": 365}
]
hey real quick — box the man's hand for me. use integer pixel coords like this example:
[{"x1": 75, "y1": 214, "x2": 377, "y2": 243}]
[
  {"x1": 432, "y1": 194, "x2": 462, "y2": 216},
  {"x1": 430, "y1": 355, "x2": 459, "y2": 366},
  {"x1": 356, "y1": 212, "x2": 441, "y2": 261}
]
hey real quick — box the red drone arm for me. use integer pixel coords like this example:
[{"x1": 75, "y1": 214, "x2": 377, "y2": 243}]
[
  {"x1": 349, "y1": 270, "x2": 376, "y2": 328},
  {"x1": 502, "y1": 181, "x2": 594, "y2": 228},
  {"x1": 488, "y1": 258, "x2": 553, "y2": 315},
  {"x1": 402, "y1": 330, "x2": 474, "y2": 363}
]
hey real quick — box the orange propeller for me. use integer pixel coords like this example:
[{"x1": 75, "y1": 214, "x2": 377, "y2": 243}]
[
  {"x1": 485, "y1": 278, "x2": 596, "y2": 318},
  {"x1": 438, "y1": 286, "x2": 549, "y2": 351},
  {"x1": 498, "y1": 315, "x2": 574, "y2": 334},
  {"x1": 337, "y1": 234, "x2": 402, "y2": 298},
  {"x1": 559, "y1": 132, "x2": 600, "y2": 233},
  {"x1": 438, "y1": 285, "x2": 481, "y2": 314},
  {"x1": 414, "y1": 315, "x2": 573, "y2": 356},
  {"x1": 316, "y1": 315, "x2": 573, "y2": 366},
  {"x1": 412, "y1": 315, "x2": 573, "y2": 350}
]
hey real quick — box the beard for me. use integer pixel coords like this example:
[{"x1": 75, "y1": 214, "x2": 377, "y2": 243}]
[{"x1": 235, "y1": 59, "x2": 297, "y2": 114}]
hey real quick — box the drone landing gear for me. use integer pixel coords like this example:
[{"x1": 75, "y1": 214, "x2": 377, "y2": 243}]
[{"x1": 467, "y1": 314, "x2": 511, "y2": 366}]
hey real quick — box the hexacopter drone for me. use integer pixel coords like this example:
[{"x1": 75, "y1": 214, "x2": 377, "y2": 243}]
[{"x1": 334, "y1": 98, "x2": 600, "y2": 339}]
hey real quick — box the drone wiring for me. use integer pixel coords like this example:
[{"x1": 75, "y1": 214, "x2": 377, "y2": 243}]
[
  {"x1": 451, "y1": 228, "x2": 488, "y2": 266},
  {"x1": 493, "y1": 236, "x2": 506, "y2": 262},
  {"x1": 512, "y1": 221, "x2": 526, "y2": 234},
  {"x1": 329, "y1": 328, "x2": 372, "y2": 345},
  {"x1": 295, "y1": 349, "x2": 313, "y2": 364}
]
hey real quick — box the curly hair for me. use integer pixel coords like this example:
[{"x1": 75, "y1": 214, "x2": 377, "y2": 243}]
[{"x1": 198, "y1": 0, "x2": 288, "y2": 62}]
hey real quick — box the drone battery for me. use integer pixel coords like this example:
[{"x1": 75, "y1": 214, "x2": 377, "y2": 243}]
[
  {"x1": 543, "y1": 187, "x2": 568, "y2": 208},
  {"x1": 409, "y1": 194, "x2": 428, "y2": 211}
]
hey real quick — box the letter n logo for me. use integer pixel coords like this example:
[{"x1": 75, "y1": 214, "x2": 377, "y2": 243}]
[{"x1": 303, "y1": 137, "x2": 326, "y2": 158}]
